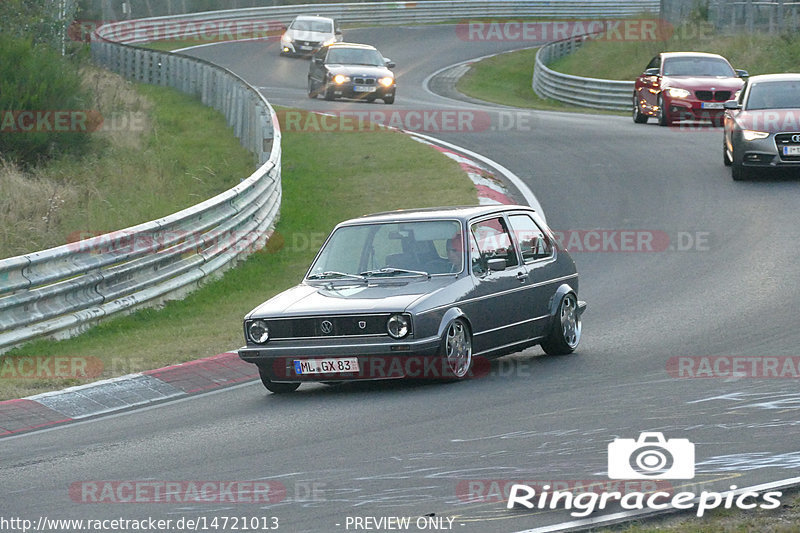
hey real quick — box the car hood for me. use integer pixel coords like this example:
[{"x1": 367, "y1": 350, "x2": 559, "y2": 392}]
[
  {"x1": 734, "y1": 109, "x2": 800, "y2": 132},
  {"x1": 285, "y1": 30, "x2": 330, "y2": 41},
  {"x1": 664, "y1": 76, "x2": 744, "y2": 91},
  {"x1": 325, "y1": 64, "x2": 392, "y2": 78},
  {"x1": 247, "y1": 277, "x2": 455, "y2": 318}
]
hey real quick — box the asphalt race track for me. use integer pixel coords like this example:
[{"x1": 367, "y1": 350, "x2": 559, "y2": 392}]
[{"x1": 3, "y1": 25, "x2": 800, "y2": 533}]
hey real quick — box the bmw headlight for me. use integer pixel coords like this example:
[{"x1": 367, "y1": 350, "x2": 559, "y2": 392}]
[
  {"x1": 248, "y1": 320, "x2": 270, "y2": 344},
  {"x1": 666, "y1": 88, "x2": 691, "y2": 98},
  {"x1": 333, "y1": 74, "x2": 350, "y2": 84},
  {"x1": 378, "y1": 76, "x2": 394, "y2": 88},
  {"x1": 387, "y1": 314, "x2": 410, "y2": 339},
  {"x1": 742, "y1": 130, "x2": 769, "y2": 141}
]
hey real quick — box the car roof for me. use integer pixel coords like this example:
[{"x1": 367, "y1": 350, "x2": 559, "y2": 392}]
[
  {"x1": 326, "y1": 42, "x2": 378, "y2": 51},
  {"x1": 292, "y1": 15, "x2": 335, "y2": 22},
  {"x1": 660, "y1": 52, "x2": 729, "y2": 60},
  {"x1": 746, "y1": 73, "x2": 800, "y2": 84},
  {"x1": 337, "y1": 205, "x2": 536, "y2": 226}
]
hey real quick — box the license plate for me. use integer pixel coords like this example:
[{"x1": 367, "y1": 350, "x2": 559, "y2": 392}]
[
  {"x1": 701, "y1": 102, "x2": 724, "y2": 109},
  {"x1": 354, "y1": 86, "x2": 376, "y2": 93},
  {"x1": 299, "y1": 45, "x2": 311, "y2": 50},
  {"x1": 783, "y1": 146, "x2": 800, "y2": 156},
  {"x1": 294, "y1": 358, "x2": 359, "y2": 375}
]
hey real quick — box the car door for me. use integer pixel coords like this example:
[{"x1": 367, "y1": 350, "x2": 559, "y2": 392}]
[
  {"x1": 637, "y1": 55, "x2": 662, "y2": 112},
  {"x1": 506, "y1": 213, "x2": 559, "y2": 341},
  {"x1": 462, "y1": 216, "x2": 531, "y2": 356},
  {"x1": 309, "y1": 46, "x2": 327, "y2": 85}
]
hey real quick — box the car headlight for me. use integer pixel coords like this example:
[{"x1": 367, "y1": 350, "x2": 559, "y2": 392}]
[
  {"x1": 281, "y1": 34, "x2": 292, "y2": 44},
  {"x1": 387, "y1": 314, "x2": 410, "y2": 339},
  {"x1": 248, "y1": 320, "x2": 270, "y2": 344},
  {"x1": 333, "y1": 74, "x2": 350, "y2": 84},
  {"x1": 742, "y1": 130, "x2": 769, "y2": 141},
  {"x1": 378, "y1": 76, "x2": 394, "y2": 88},
  {"x1": 666, "y1": 88, "x2": 691, "y2": 98}
]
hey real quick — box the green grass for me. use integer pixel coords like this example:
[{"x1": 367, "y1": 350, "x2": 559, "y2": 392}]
[
  {"x1": 0, "y1": 108, "x2": 476, "y2": 400},
  {"x1": 456, "y1": 48, "x2": 622, "y2": 115},
  {"x1": 0, "y1": 67, "x2": 254, "y2": 258}
]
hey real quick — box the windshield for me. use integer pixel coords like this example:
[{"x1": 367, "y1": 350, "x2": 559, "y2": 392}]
[
  {"x1": 746, "y1": 80, "x2": 800, "y2": 110},
  {"x1": 307, "y1": 220, "x2": 463, "y2": 279},
  {"x1": 662, "y1": 57, "x2": 735, "y2": 77},
  {"x1": 326, "y1": 48, "x2": 384, "y2": 66},
  {"x1": 289, "y1": 19, "x2": 333, "y2": 33}
]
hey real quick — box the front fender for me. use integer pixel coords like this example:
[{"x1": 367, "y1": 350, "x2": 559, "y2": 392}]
[{"x1": 437, "y1": 307, "x2": 470, "y2": 339}]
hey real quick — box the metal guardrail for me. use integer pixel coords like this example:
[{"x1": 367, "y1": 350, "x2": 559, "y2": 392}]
[
  {"x1": 533, "y1": 35, "x2": 634, "y2": 111},
  {"x1": 0, "y1": 22, "x2": 282, "y2": 353},
  {"x1": 0, "y1": 1, "x2": 660, "y2": 353}
]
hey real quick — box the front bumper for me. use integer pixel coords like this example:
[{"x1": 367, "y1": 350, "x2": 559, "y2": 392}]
[
  {"x1": 329, "y1": 82, "x2": 395, "y2": 100},
  {"x1": 736, "y1": 135, "x2": 800, "y2": 168},
  {"x1": 239, "y1": 335, "x2": 442, "y2": 382},
  {"x1": 667, "y1": 100, "x2": 726, "y2": 122},
  {"x1": 281, "y1": 41, "x2": 320, "y2": 55}
]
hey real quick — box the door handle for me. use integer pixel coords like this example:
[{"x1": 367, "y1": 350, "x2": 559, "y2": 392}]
[{"x1": 516, "y1": 271, "x2": 528, "y2": 282}]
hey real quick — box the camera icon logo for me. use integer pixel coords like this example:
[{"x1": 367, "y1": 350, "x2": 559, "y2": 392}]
[{"x1": 608, "y1": 432, "x2": 695, "y2": 479}]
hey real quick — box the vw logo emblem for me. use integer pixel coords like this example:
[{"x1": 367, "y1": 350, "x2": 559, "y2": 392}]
[
  {"x1": 320, "y1": 320, "x2": 333, "y2": 334},
  {"x1": 358, "y1": 320, "x2": 367, "y2": 329},
  {"x1": 792, "y1": 134, "x2": 800, "y2": 143}
]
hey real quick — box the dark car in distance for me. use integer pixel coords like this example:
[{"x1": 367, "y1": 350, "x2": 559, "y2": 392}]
[
  {"x1": 238, "y1": 205, "x2": 586, "y2": 393},
  {"x1": 308, "y1": 42, "x2": 396, "y2": 104},
  {"x1": 633, "y1": 52, "x2": 748, "y2": 126},
  {"x1": 723, "y1": 73, "x2": 800, "y2": 180}
]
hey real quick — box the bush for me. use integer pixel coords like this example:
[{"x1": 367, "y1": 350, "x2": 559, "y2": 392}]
[{"x1": 0, "y1": 35, "x2": 95, "y2": 166}]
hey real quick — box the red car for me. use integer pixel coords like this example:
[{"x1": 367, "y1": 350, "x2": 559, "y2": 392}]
[{"x1": 633, "y1": 52, "x2": 748, "y2": 126}]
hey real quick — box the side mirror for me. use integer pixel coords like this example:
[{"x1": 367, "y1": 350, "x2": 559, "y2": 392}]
[
  {"x1": 335, "y1": 29, "x2": 342, "y2": 36},
  {"x1": 643, "y1": 67, "x2": 660, "y2": 77},
  {"x1": 723, "y1": 100, "x2": 741, "y2": 110},
  {"x1": 384, "y1": 58, "x2": 395, "y2": 69},
  {"x1": 736, "y1": 69, "x2": 749, "y2": 78},
  {"x1": 487, "y1": 258, "x2": 506, "y2": 272}
]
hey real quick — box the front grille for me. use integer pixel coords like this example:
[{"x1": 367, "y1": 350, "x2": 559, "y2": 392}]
[
  {"x1": 262, "y1": 314, "x2": 392, "y2": 340},
  {"x1": 775, "y1": 132, "x2": 800, "y2": 161},
  {"x1": 695, "y1": 90, "x2": 732, "y2": 102},
  {"x1": 353, "y1": 77, "x2": 376, "y2": 85},
  {"x1": 298, "y1": 40, "x2": 320, "y2": 47}
]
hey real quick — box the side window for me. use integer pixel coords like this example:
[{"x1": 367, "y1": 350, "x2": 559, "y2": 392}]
[
  {"x1": 646, "y1": 55, "x2": 660, "y2": 70},
  {"x1": 313, "y1": 46, "x2": 327, "y2": 63},
  {"x1": 508, "y1": 214, "x2": 553, "y2": 264},
  {"x1": 470, "y1": 217, "x2": 518, "y2": 272}
]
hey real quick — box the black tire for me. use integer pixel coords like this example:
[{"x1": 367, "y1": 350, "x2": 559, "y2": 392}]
[
  {"x1": 540, "y1": 293, "x2": 582, "y2": 355},
  {"x1": 656, "y1": 95, "x2": 671, "y2": 127},
  {"x1": 632, "y1": 94, "x2": 648, "y2": 124},
  {"x1": 324, "y1": 85, "x2": 336, "y2": 101},
  {"x1": 259, "y1": 368, "x2": 300, "y2": 394},
  {"x1": 440, "y1": 318, "x2": 472, "y2": 380},
  {"x1": 731, "y1": 161, "x2": 748, "y2": 181},
  {"x1": 383, "y1": 93, "x2": 395, "y2": 105},
  {"x1": 307, "y1": 77, "x2": 317, "y2": 99}
]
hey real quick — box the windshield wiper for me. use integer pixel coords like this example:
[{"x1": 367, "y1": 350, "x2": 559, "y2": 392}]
[
  {"x1": 360, "y1": 268, "x2": 430, "y2": 278},
  {"x1": 307, "y1": 271, "x2": 366, "y2": 281}
]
